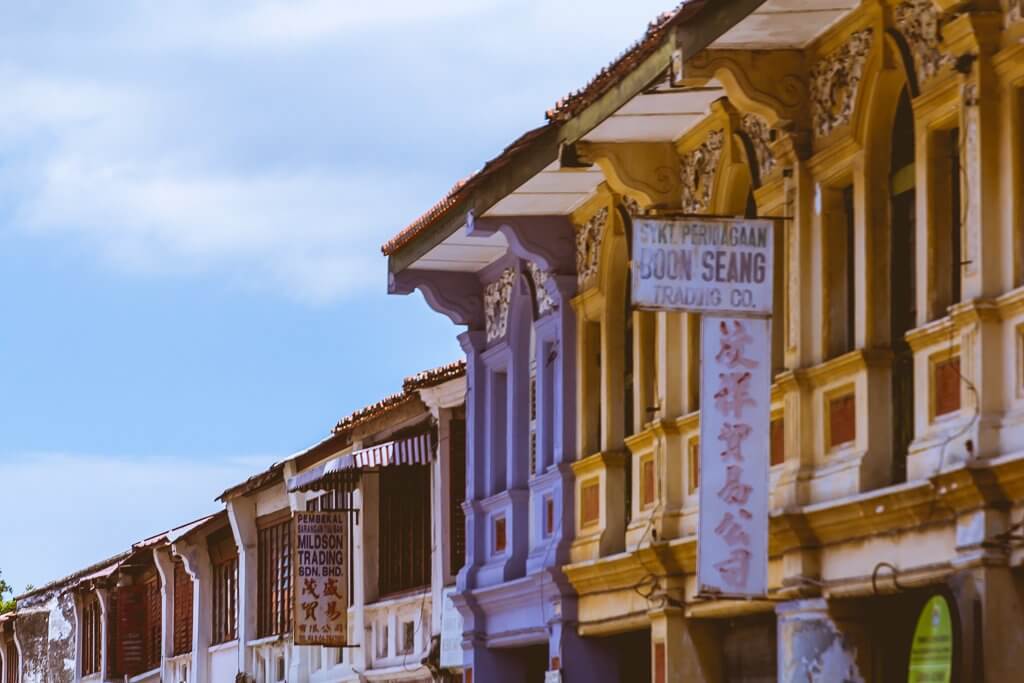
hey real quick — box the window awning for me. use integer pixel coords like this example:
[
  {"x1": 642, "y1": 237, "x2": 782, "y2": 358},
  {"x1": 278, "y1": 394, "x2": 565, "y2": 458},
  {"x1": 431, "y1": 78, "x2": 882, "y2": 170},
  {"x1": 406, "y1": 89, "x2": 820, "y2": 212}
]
[{"x1": 288, "y1": 432, "x2": 434, "y2": 493}]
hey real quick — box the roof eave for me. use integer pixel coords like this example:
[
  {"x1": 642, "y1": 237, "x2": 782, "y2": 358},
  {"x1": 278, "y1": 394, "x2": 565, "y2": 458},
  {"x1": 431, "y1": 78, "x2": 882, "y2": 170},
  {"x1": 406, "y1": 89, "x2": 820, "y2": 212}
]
[{"x1": 386, "y1": 0, "x2": 770, "y2": 275}]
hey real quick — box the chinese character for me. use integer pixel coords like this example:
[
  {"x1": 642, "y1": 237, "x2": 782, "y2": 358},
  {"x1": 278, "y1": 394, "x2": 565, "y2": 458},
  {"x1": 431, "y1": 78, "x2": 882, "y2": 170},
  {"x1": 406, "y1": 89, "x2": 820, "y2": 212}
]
[
  {"x1": 714, "y1": 512, "x2": 750, "y2": 547},
  {"x1": 302, "y1": 601, "x2": 318, "y2": 621},
  {"x1": 326, "y1": 600, "x2": 342, "y2": 620},
  {"x1": 303, "y1": 578, "x2": 320, "y2": 599},
  {"x1": 718, "y1": 422, "x2": 751, "y2": 462},
  {"x1": 714, "y1": 549, "x2": 752, "y2": 589},
  {"x1": 324, "y1": 577, "x2": 344, "y2": 599},
  {"x1": 716, "y1": 320, "x2": 758, "y2": 369},
  {"x1": 717, "y1": 465, "x2": 753, "y2": 505},
  {"x1": 714, "y1": 371, "x2": 756, "y2": 418}
]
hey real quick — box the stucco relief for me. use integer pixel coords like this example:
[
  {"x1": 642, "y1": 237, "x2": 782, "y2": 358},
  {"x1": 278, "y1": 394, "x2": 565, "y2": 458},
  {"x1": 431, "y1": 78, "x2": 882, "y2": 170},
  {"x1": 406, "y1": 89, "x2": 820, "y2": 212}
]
[
  {"x1": 741, "y1": 113, "x2": 776, "y2": 184},
  {"x1": 575, "y1": 207, "x2": 608, "y2": 287},
  {"x1": 810, "y1": 29, "x2": 874, "y2": 138},
  {"x1": 680, "y1": 129, "x2": 724, "y2": 214},
  {"x1": 1006, "y1": 0, "x2": 1024, "y2": 25},
  {"x1": 621, "y1": 195, "x2": 642, "y2": 216},
  {"x1": 484, "y1": 268, "x2": 516, "y2": 342},
  {"x1": 895, "y1": 0, "x2": 952, "y2": 85},
  {"x1": 526, "y1": 261, "x2": 558, "y2": 317}
]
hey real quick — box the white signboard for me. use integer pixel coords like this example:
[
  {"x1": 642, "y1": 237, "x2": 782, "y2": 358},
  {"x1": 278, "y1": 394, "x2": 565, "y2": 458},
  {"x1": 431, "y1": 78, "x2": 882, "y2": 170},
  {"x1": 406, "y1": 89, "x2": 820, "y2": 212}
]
[
  {"x1": 632, "y1": 218, "x2": 774, "y2": 315},
  {"x1": 439, "y1": 587, "x2": 464, "y2": 669},
  {"x1": 293, "y1": 511, "x2": 348, "y2": 646},
  {"x1": 697, "y1": 316, "x2": 770, "y2": 597}
]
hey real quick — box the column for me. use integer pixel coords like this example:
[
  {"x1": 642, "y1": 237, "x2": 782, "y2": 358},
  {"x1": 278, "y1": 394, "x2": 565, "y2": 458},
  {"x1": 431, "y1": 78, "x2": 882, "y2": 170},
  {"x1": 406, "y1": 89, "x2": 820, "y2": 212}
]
[
  {"x1": 776, "y1": 599, "x2": 871, "y2": 683},
  {"x1": 152, "y1": 547, "x2": 175, "y2": 682},
  {"x1": 176, "y1": 540, "x2": 212, "y2": 683},
  {"x1": 650, "y1": 607, "x2": 722, "y2": 683},
  {"x1": 96, "y1": 588, "x2": 111, "y2": 682},
  {"x1": 227, "y1": 497, "x2": 258, "y2": 678}
]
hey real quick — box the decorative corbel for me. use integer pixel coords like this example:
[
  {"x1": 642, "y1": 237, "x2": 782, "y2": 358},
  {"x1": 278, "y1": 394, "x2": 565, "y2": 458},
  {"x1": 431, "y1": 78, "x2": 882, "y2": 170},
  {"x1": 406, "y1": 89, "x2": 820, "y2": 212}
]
[
  {"x1": 680, "y1": 49, "x2": 809, "y2": 129},
  {"x1": 388, "y1": 269, "x2": 484, "y2": 329},
  {"x1": 466, "y1": 211, "x2": 575, "y2": 273},
  {"x1": 573, "y1": 141, "x2": 682, "y2": 209}
]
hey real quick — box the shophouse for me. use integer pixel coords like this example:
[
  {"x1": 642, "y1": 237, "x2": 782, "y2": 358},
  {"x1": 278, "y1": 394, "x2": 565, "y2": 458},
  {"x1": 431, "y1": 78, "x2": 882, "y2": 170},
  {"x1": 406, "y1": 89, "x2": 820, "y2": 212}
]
[
  {"x1": 384, "y1": 1, "x2": 1024, "y2": 681},
  {"x1": 219, "y1": 361, "x2": 466, "y2": 683}
]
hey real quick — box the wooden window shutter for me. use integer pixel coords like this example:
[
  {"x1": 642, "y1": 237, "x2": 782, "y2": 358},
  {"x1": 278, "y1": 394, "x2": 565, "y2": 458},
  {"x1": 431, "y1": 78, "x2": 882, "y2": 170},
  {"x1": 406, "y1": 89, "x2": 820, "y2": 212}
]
[
  {"x1": 449, "y1": 418, "x2": 467, "y2": 575},
  {"x1": 115, "y1": 583, "x2": 147, "y2": 677},
  {"x1": 173, "y1": 560, "x2": 193, "y2": 655}
]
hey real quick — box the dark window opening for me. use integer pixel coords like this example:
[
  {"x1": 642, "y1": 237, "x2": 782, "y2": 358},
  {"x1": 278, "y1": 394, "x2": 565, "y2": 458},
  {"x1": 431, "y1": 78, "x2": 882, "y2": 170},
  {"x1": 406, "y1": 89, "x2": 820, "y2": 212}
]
[
  {"x1": 208, "y1": 526, "x2": 238, "y2": 644},
  {"x1": 257, "y1": 515, "x2": 292, "y2": 638},
  {"x1": 81, "y1": 594, "x2": 102, "y2": 675},
  {"x1": 172, "y1": 559, "x2": 193, "y2": 656},
  {"x1": 826, "y1": 185, "x2": 857, "y2": 359},
  {"x1": 379, "y1": 464, "x2": 431, "y2": 596},
  {"x1": 891, "y1": 87, "x2": 917, "y2": 481},
  {"x1": 449, "y1": 418, "x2": 467, "y2": 576}
]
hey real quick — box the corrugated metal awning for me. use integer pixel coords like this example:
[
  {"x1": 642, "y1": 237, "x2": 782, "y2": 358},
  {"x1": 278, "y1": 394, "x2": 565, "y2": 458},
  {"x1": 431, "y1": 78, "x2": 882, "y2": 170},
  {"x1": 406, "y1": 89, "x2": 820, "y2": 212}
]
[{"x1": 288, "y1": 432, "x2": 434, "y2": 493}]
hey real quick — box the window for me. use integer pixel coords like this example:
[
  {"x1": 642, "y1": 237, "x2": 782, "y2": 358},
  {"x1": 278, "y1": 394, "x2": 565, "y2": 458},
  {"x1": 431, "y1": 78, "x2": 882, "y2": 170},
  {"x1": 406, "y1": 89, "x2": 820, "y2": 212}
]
[
  {"x1": 257, "y1": 513, "x2": 292, "y2": 638},
  {"x1": 378, "y1": 464, "x2": 431, "y2": 596},
  {"x1": 824, "y1": 184, "x2": 856, "y2": 358},
  {"x1": 5, "y1": 635, "x2": 17, "y2": 683},
  {"x1": 80, "y1": 594, "x2": 102, "y2": 675},
  {"x1": 449, "y1": 417, "x2": 467, "y2": 575},
  {"x1": 208, "y1": 527, "x2": 238, "y2": 645},
  {"x1": 529, "y1": 328, "x2": 538, "y2": 477},
  {"x1": 143, "y1": 574, "x2": 161, "y2": 671},
  {"x1": 172, "y1": 560, "x2": 193, "y2": 656},
  {"x1": 111, "y1": 568, "x2": 162, "y2": 677}
]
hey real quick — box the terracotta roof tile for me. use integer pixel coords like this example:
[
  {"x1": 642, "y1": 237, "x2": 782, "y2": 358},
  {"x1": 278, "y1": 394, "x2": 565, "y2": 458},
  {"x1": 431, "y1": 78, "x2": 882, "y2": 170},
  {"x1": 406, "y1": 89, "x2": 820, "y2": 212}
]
[{"x1": 381, "y1": 126, "x2": 550, "y2": 256}]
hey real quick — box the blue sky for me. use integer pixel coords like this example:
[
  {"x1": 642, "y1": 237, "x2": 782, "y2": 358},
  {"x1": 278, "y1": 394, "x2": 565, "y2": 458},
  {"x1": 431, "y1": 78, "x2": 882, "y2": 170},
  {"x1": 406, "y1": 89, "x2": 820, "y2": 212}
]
[{"x1": 0, "y1": 1, "x2": 673, "y2": 593}]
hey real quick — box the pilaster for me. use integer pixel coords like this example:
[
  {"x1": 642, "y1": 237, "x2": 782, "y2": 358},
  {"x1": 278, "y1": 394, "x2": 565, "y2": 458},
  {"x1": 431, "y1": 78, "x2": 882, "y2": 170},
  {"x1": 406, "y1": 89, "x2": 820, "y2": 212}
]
[
  {"x1": 175, "y1": 539, "x2": 212, "y2": 683},
  {"x1": 152, "y1": 547, "x2": 176, "y2": 683},
  {"x1": 227, "y1": 497, "x2": 258, "y2": 677},
  {"x1": 775, "y1": 599, "x2": 872, "y2": 683},
  {"x1": 649, "y1": 607, "x2": 722, "y2": 683}
]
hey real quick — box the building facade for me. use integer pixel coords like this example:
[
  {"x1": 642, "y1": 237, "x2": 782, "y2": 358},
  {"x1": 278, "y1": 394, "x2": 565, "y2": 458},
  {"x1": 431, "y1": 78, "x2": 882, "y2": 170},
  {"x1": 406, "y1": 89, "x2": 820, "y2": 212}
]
[
  {"x1": 384, "y1": 1, "x2": 1024, "y2": 681},
  {"x1": 2, "y1": 363, "x2": 466, "y2": 683}
]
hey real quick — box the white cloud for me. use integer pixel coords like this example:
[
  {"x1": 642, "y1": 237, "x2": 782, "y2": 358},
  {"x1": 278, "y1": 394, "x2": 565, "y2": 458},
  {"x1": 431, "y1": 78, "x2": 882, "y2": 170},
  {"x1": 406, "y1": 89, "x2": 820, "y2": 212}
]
[
  {"x1": 0, "y1": 67, "x2": 418, "y2": 303},
  {"x1": 0, "y1": 452, "x2": 274, "y2": 594}
]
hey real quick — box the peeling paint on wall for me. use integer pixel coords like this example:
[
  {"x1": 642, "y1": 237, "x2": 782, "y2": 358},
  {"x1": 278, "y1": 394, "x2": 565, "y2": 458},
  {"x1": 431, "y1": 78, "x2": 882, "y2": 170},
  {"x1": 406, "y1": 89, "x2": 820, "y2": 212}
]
[{"x1": 778, "y1": 602, "x2": 865, "y2": 683}]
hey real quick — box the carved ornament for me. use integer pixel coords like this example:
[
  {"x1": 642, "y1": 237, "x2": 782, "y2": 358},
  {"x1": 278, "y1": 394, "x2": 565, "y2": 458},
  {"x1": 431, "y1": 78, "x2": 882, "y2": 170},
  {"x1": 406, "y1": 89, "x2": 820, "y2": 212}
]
[
  {"x1": 484, "y1": 268, "x2": 516, "y2": 342},
  {"x1": 810, "y1": 29, "x2": 874, "y2": 138},
  {"x1": 895, "y1": 0, "x2": 953, "y2": 86},
  {"x1": 575, "y1": 207, "x2": 608, "y2": 288},
  {"x1": 740, "y1": 113, "x2": 776, "y2": 184},
  {"x1": 526, "y1": 261, "x2": 558, "y2": 317},
  {"x1": 1007, "y1": 0, "x2": 1024, "y2": 26},
  {"x1": 680, "y1": 130, "x2": 724, "y2": 214}
]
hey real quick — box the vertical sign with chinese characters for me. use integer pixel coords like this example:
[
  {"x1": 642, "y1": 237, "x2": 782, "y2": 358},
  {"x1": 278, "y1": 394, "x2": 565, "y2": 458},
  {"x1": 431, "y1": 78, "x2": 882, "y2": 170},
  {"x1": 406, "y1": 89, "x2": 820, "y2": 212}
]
[
  {"x1": 293, "y1": 511, "x2": 348, "y2": 646},
  {"x1": 697, "y1": 316, "x2": 771, "y2": 597}
]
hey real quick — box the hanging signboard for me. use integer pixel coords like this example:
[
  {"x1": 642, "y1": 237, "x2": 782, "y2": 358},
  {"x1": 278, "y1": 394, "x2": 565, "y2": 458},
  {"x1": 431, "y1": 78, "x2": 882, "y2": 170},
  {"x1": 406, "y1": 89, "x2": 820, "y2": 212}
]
[
  {"x1": 907, "y1": 595, "x2": 955, "y2": 683},
  {"x1": 292, "y1": 511, "x2": 348, "y2": 646},
  {"x1": 696, "y1": 315, "x2": 771, "y2": 597},
  {"x1": 632, "y1": 217, "x2": 774, "y2": 316},
  {"x1": 439, "y1": 586, "x2": 464, "y2": 669}
]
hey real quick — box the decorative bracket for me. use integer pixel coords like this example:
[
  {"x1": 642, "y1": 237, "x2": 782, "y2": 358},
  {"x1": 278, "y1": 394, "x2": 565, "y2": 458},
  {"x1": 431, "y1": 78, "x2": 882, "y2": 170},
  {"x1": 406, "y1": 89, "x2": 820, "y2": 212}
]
[
  {"x1": 574, "y1": 141, "x2": 682, "y2": 209},
  {"x1": 466, "y1": 212, "x2": 575, "y2": 273},
  {"x1": 681, "y1": 49, "x2": 809, "y2": 129},
  {"x1": 389, "y1": 269, "x2": 484, "y2": 329}
]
